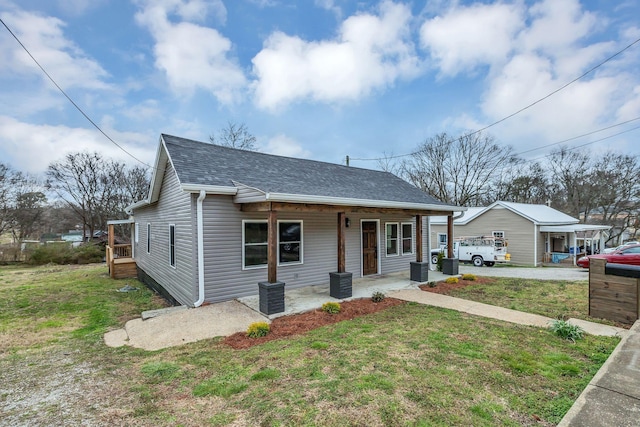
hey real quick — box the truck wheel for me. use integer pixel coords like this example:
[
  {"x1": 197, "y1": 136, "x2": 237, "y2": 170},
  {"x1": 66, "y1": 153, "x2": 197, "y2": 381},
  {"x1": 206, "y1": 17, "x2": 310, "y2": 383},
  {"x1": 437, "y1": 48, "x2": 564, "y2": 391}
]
[
  {"x1": 485, "y1": 262, "x2": 495, "y2": 267},
  {"x1": 431, "y1": 254, "x2": 439, "y2": 264},
  {"x1": 472, "y1": 256, "x2": 484, "y2": 267}
]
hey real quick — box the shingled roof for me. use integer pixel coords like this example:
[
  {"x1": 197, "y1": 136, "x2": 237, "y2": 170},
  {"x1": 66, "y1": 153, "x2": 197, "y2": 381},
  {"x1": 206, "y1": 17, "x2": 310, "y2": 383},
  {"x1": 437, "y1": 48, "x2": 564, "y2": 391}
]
[{"x1": 139, "y1": 134, "x2": 459, "y2": 212}]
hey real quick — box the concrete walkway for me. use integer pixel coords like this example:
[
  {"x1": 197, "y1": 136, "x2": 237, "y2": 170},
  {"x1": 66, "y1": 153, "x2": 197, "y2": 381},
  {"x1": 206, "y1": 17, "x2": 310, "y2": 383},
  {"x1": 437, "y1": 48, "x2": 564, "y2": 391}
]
[
  {"x1": 389, "y1": 289, "x2": 627, "y2": 337},
  {"x1": 104, "y1": 301, "x2": 268, "y2": 351}
]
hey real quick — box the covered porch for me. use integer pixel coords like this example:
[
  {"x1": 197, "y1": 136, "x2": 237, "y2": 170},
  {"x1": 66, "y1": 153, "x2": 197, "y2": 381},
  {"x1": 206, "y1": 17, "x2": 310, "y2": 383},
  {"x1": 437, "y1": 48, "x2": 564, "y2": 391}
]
[
  {"x1": 239, "y1": 201, "x2": 460, "y2": 315},
  {"x1": 106, "y1": 219, "x2": 137, "y2": 279}
]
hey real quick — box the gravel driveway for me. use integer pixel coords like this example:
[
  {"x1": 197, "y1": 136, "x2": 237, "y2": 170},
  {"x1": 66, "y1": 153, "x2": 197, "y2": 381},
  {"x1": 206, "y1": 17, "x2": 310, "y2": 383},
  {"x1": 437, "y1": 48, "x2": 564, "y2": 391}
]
[{"x1": 458, "y1": 265, "x2": 589, "y2": 281}]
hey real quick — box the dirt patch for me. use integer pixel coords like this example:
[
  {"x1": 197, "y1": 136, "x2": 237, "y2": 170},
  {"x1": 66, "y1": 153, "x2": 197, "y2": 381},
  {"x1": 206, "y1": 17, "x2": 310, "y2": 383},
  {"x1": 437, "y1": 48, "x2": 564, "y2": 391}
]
[
  {"x1": 419, "y1": 276, "x2": 496, "y2": 294},
  {"x1": 223, "y1": 297, "x2": 405, "y2": 349}
]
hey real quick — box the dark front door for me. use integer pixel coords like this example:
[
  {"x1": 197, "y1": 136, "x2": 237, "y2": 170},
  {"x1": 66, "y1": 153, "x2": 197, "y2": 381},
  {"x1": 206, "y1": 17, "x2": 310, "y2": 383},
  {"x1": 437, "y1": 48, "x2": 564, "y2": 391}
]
[{"x1": 362, "y1": 221, "x2": 378, "y2": 275}]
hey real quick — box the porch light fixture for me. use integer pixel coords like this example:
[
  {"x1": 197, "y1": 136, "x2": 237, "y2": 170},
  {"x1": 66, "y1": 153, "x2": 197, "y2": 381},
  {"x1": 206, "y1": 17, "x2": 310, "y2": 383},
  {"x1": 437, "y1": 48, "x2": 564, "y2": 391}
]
[{"x1": 345, "y1": 217, "x2": 351, "y2": 228}]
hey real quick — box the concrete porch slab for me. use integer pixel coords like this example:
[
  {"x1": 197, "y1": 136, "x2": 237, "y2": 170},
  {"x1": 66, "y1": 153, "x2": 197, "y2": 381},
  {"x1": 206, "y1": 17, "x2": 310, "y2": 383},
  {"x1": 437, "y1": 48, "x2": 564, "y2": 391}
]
[{"x1": 238, "y1": 270, "x2": 450, "y2": 319}]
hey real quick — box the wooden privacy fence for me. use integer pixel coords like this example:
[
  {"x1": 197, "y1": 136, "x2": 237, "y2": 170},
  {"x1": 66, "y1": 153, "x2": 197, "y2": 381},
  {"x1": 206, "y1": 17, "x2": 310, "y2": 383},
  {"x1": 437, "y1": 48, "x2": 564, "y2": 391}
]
[{"x1": 589, "y1": 258, "x2": 640, "y2": 324}]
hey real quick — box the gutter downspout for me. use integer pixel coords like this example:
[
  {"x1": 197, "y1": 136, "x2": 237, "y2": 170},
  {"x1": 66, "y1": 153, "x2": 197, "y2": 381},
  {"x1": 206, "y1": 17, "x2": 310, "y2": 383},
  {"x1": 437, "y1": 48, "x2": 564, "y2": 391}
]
[{"x1": 194, "y1": 190, "x2": 206, "y2": 307}]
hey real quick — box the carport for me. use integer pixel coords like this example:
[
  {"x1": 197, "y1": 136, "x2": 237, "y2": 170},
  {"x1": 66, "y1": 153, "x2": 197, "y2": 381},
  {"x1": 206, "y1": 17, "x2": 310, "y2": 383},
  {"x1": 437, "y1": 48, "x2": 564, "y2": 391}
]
[{"x1": 540, "y1": 224, "x2": 611, "y2": 266}]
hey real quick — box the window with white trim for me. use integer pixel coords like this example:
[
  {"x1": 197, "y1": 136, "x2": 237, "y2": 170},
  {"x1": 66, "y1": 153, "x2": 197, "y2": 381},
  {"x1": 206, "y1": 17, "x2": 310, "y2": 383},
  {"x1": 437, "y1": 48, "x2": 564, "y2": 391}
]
[
  {"x1": 492, "y1": 231, "x2": 505, "y2": 239},
  {"x1": 438, "y1": 233, "x2": 447, "y2": 248},
  {"x1": 243, "y1": 220, "x2": 268, "y2": 268},
  {"x1": 146, "y1": 223, "x2": 151, "y2": 253},
  {"x1": 401, "y1": 222, "x2": 413, "y2": 255},
  {"x1": 279, "y1": 221, "x2": 302, "y2": 265},
  {"x1": 243, "y1": 220, "x2": 304, "y2": 268},
  {"x1": 386, "y1": 223, "x2": 399, "y2": 256},
  {"x1": 169, "y1": 224, "x2": 176, "y2": 267}
]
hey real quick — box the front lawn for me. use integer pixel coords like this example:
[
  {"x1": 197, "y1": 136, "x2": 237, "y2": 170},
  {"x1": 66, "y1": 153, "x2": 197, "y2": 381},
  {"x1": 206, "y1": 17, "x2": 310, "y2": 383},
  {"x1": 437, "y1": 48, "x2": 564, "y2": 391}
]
[
  {"x1": 434, "y1": 276, "x2": 621, "y2": 326},
  {"x1": 0, "y1": 264, "x2": 619, "y2": 426}
]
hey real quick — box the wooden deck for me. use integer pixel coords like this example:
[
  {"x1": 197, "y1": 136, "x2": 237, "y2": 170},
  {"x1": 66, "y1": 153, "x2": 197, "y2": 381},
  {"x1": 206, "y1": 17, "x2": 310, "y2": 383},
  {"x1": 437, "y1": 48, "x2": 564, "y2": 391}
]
[{"x1": 106, "y1": 242, "x2": 137, "y2": 279}]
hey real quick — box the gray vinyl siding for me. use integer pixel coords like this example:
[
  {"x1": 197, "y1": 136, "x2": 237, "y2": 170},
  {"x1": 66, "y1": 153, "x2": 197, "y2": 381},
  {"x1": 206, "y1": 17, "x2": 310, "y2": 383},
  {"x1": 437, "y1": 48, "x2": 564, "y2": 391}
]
[
  {"x1": 201, "y1": 196, "x2": 339, "y2": 303},
  {"x1": 430, "y1": 207, "x2": 536, "y2": 266},
  {"x1": 199, "y1": 199, "x2": 420, "y2": 303},
  {"x1": 133, "y1": 160, "x2": 196, "y2": 306}
]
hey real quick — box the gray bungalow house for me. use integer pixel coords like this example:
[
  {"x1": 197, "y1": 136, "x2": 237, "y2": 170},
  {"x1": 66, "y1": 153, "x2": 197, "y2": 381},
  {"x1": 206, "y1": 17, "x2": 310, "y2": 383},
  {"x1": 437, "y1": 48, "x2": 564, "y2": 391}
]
[
  {"x1": 429, "y1": 201, "x2": 610, "y2": 267},
  {"x1": 127, "y1": 134, "x2": 461, "y2": 313}
]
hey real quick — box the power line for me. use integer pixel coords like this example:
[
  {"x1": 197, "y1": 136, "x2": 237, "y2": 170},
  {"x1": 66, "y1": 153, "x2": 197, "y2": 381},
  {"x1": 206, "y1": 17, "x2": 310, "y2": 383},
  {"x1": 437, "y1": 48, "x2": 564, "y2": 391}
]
[
  {"x1": 350, "y1": 36, "x2": 640, "y2": 163},
  {"x1": 516, "y1": 116, "x2": 640, "y2": 156},
  {"x1": 0, "y1": 17, "x2": 152, "y2": 169}
]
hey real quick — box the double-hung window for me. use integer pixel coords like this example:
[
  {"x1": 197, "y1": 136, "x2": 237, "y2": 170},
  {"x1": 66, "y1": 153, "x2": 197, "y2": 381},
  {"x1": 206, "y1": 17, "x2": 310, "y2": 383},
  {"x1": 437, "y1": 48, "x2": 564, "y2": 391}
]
[
  {"x1": 243, "y1": 220, "x2": 268, "y2": 268},
  {"x1": 279, "y1": 221, "x2": 302, "y2": 265},
  {"x1": 386, "y1": 223, "x2": 399, "y2": 256},
  {"x1": 401, "y1": 223, "x2": 413, "y2": 255}
]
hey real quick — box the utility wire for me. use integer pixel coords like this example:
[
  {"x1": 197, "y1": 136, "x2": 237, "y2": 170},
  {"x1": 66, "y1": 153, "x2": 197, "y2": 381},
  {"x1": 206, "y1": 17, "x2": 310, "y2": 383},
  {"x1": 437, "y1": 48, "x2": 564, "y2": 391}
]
[
  {"x1": 350, "y1": 36, "x2": 640, "y2": 163},
  {"x1": 0, "y1": 17, "x2": 152, "y2": 169}
]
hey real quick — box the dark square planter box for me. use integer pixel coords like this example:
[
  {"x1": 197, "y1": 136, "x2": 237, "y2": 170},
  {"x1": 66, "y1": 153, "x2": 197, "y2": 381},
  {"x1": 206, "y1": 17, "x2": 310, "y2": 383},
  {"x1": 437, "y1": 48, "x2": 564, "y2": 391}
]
[
  {"x1": 329, "y1": 272, "x2": 352, "y2": 299},
  {"x1": 410, "y1": 262, "x2": 429, "y2": 282},
  {"x1": 258, "y1": 281, "x2": 285, "y2": 315},
  {"x1": 442, "y1": 258, "x2": 459, "y2": 275}
]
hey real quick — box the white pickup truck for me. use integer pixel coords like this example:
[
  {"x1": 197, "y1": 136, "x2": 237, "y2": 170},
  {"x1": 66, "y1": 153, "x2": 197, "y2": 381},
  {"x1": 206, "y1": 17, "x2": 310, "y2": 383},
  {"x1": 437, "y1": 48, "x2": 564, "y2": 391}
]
[{"x1": 431, "y1": 236, "x2": 510, "y2": 267}]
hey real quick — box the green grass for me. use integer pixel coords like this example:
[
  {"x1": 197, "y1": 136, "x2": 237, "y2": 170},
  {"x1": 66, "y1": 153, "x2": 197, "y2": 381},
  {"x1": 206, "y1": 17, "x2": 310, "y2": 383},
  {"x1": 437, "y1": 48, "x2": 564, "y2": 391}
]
[
  {"x1": 0, "y1": 264, "x2": 621, "y2": 426},
  {"x1": 444, "y1": 276, "x2": 617, "y2": 325}
]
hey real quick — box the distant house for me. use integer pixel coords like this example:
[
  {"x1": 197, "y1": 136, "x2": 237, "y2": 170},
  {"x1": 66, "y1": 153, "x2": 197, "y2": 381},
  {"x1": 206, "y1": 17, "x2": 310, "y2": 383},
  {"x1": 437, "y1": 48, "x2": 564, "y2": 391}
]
[
  {"x1": 127, "y1": 134, "x2": 461, "y2": 309},
  {"x1": 429, "y1": 201, "x2": 610, "y2": 266}
]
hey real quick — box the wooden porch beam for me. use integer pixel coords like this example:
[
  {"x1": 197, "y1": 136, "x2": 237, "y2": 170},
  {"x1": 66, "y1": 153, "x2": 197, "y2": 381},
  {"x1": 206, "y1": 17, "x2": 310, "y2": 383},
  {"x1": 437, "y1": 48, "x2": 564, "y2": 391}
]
[
  {"x1": 337, "y1": 212, "x2": 346, "y2": 273},
  {"x1": 415, "y1": 214, "x2": 423, "y2": 263},
  {"x1": 241, "y1": 201, "x2": 452, "y2": 216},
  {"x1": 268, "y1": 208, "x2": 277, "y2": 283},
  {"x1": 447, "y1": 215, "x2": 454, "y2": 259}
]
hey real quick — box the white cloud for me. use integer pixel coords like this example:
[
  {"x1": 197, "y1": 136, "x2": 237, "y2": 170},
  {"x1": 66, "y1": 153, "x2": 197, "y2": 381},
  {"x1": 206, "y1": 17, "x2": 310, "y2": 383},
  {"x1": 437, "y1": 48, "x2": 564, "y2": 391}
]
[
  {"x1": 0, "y1": 9, "x2": 110, "y2": 90},
  {"x1": 262, "y1": 134, "x2": 312, "y2": 158},
  {"x1": 419, "y1": 2, "x2": 524, "y2": 76},
  {"x1": 251, "y1": 1, "x2": 419, "y2": 110},
  {"x1": 0, "y1": 116, "x2": 154, "y2": 174},
  {"x1": 134, "y1": 0, "x2": 245, "y2": 104}
]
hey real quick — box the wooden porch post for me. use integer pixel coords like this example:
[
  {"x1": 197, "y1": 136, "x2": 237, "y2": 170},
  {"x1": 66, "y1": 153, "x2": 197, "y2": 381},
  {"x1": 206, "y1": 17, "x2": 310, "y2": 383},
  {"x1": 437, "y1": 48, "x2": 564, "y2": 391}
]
[
  {"x1": 259, "y1": 205, "x2": 285, "y2": 315},
  {"x1": 108, "y1": 223, "x2": 115, "y2": 249},
  {"x1": 447, "y1": 214, "x2": 454, "y2": 259},
  {"x1": 268, "y1": 208, "x2": 277, "y2": 283},
  {"x1": 415, "y1": 214, "x2": 423, "y2": 263},
  {"x1": 330, "y1": 212, "x2": 352, "y2": 298},
  {"x1": 337, "y1": 212, "x2": 346, "y2": 273}
]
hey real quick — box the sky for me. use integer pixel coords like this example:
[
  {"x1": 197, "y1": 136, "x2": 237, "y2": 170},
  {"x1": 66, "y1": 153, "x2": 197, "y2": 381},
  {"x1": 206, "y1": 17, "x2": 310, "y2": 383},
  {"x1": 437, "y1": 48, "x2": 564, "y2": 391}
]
[{"x1": 0, "y1": 0, "x2": 639, "y2": 176}]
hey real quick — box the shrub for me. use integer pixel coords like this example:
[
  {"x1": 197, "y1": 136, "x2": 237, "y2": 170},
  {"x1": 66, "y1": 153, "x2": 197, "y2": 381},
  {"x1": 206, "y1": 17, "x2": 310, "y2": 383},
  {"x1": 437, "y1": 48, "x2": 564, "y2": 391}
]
[
  {"x1": 246, "y1": 322, "x2": 270, "y2": 338},
  {"x1": 549, "y1": 319, "x2": 584, "y2": 342},
  {"x1": 461, "y1": 274, "x2": 477, "y2": 281},
  {"x1": 322, "y1": 302, "x2": 341, "y2": 314},
  {"x1": 445, "y1": 277, "x2": 459, "y2": 284},
  {"x1": 371, "y1": 291, "x2": 385, "y2": 303},
  {"x1": 436, "y1": 252, "x2": 444, "y2": 271},
  {"x1": 29, "y1": 242, "x2": 104, "y2": 265}
]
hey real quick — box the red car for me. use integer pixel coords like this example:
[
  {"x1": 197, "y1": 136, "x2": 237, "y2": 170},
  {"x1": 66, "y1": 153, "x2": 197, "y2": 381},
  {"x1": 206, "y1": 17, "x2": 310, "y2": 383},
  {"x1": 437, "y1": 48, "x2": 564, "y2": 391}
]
[{"x1": 577, "y1": 244, "x2": 640, "y2": 268}]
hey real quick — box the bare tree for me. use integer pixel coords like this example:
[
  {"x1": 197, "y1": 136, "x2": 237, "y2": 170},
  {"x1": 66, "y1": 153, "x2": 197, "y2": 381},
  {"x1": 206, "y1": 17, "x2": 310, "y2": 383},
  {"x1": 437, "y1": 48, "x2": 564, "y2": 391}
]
[
  {"x1": 0, "y1": 162, "x2": 14, "y2": 236},
  {"x1": 46, "y1": 152, "x2": 148, "y2": 240},
  {"x1": 210, "y1": 121, "x2": 257, "y2": 150},
  {"x1": 401, "y1": 132, "x2": 519, "y2": 206},
  {"x1": 491, "y1": 161, "x2": 553, "y2": 205}
]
